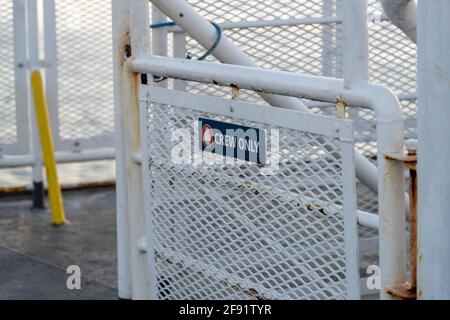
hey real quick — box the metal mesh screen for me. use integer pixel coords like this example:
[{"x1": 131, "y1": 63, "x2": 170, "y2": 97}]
[
  {"x1": 189, "y1": 0, "x2": 338, "y2": 22},
  {"x1": 181, "y1": 0, "x2": 342, "y2": 106},
  {"x1": 368, "y1": 0, "x2": 416, "y2": 95},
  {"x1": 0, "y1": 0, "x2": 19, "y2": 152},
  {"x1": 52, "y1": 0, "x2": 114, "y2": 149},
  {"x1": 353, "y1": 0, "x2": 418, "y2": 158},
  {"x1": 141, "y1": 87, "x2": 358, "y2": 300},
  {"x1": 181, "y1": 0, "x2": 416, "y2": 157},
  {"x1": 173, "y1": 0, "x2": 416, "y2": 217}
]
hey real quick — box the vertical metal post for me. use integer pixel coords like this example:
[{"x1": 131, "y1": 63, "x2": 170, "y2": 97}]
[
  {"x1": 43, "y1": 0, "x2": 60, "y2": 152},
  {"x1": 127, "y1": 0, "x2": 152, "y2": 299},
  {"x1": 417, "y1": 0, "x2": 450, "y2": 299},
  {"x1": 151, "y1": 5, "x2": 169, "y2": 89},
  {"x1": 151, "y1": 6, "x2": 168, "y2": 58},
  {"x1": 27, "y1": 0, "x2": 44, "y2": 209},
  {"x1": 148, "y1": 0, "x2": 380, "y2": 197},
  {"x1": 321, "y1": 0, "x2": 334, "y2": 77},
  {"x1": 342, "y1": 0, "x2": 406, "y2": 300},
  {"x1": 112, "y1": 0, "x2": 132, "y2": 299},
  {"x1": 339, "y1": 122, "x2": 361, "y2": 299},
  {"x1": 12, "y1": 0, "x2": 31, "y2": 166},
  {"x1": 113, "y1": 0, "x2": 152, "y2": 300},
  {"x1": 384, "y1": 143, "x2": 417, "y2": 300},
  {"x1": 342, "y1": 0, "x2": 368, "y2": 89},
  {"x1": 12, "y1": 0, "x2": 30, "y2": 153},
  {"x1": 173, "y1": 32, "x2": 187, "y2": 91},
  {"x1": 138, "y1": 80, "x2": 159, "y2": 300}
]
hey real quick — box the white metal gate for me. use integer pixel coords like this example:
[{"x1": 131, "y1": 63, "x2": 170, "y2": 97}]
[
  {"x1": 0, "y1": 0, "x2": 29, "y2": 157},
  {"x1": 115, "y1": 0, "x2": 407, "y2": 300},
  {"x1": 44, "y1": 0, "x2": 114, "y2": 152},
  {"x1": 0, "y1": 0, "x2": 416, "y2": 189},
  {"x1": 177, "y1": 0, "x2": 417, "y2": 157},
  {"x1": 163, "y1": 0, "x2": 417, "y2": 216},
  {"x1": 0, "y1": 0, "x2": 114, "y2": 170},
  {"x1": 139, "y1": 86, "x2": 360, "y2": 299}
]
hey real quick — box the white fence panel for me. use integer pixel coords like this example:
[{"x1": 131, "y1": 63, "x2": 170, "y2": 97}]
[
  {"x1": 44, "y1": 0, "x2": 114, "y2": 153},
  {"x1": 161, "y1": 0, "x2": 416, "y2": 217},
  {"x1": 177, "y1": 0, "x2": 417, "y2": 159},
  {"x1": 139, "y1": 86, "x2": 360, "y2": 300},
  {"x1": 0, "y1": 0, "x2": 417, "y2": 181},
  {"x1": 178, "y1": 0, "x2": 342, "y2": 104},
  {"x1": 0, "y1": 0, "x2": 29, "y2": 157}
]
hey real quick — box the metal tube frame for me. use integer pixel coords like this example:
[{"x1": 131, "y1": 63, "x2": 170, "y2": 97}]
[
  {"x1": 149, "y1": 0, "x2": 384, "y2": 197},
  {"x1": 1, "y1": 1, "x2": 116, "y2": 194},
  {"x1": 112, "y1": 0, "x2": 407, "y2": 300},
  {"x1": 112, "y1": 0, "x2": 153, "y2": 300}
]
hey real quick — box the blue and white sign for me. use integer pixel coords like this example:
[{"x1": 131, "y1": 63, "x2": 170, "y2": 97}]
[{"x1": 199, "y1": 118, "x2": 267, "y2": 164}]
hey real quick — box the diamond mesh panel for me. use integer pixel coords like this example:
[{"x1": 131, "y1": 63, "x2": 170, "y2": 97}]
[
  {"x1": 353, "y1": 0, "x2": 418, "y2": 158},
  {"x1": 141, "y1": 92, "x2": 358, "y2": 300},
  {"x1": 183, "y1": 0, "x2": 342, "y2": 106},
  {"x1": 179, "y1": 0, "x2": 417, "y2": 160},
  {"x1": 368, "y1": 0, "x2": 416, "y2": 95},
  {"x1": 188, "y1": 0, "x2": 340, "y2": 23},
  {"x1": 172, "y1": 0, "x2": 416, "y2": 222},
  {"x1": 53, "y1": 0, "x2": 114, "y2": 146},
  {"x1": 0, "y1": 0, "x2": 17, "y2": 148}
]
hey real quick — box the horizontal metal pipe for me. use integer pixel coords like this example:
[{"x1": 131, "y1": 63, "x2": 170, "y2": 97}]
[
  {"x1": 131, "y1": 55, "x2": 401, "y2": 197},
  {"x1": 164, "y1": 14, "x2": 399, "y2": 34},
  {"x1": 148, "y1": 0, "x2": 383, "y2": 197},
  {"x1": 55, "y1": 148, "x2": 115, "y2": 163},
  {"x1": 132, "y1": 54, "x2": 345, "y2": 104},
  {"x1": 0, "y1": 179, "x2": 116, "y2": 194},
  {"x1": 130, "y1": 55, "x2": 411, "y2": 216},
  {"x1": 166, "y1": 16, "x2": 343, "y2": 33},
  {"x1": 149, "y1": 0, "x2": 307, "y2": 112},
  {"x1": 0, "y1": 148, "x2": 115, "y2": 168},
  {"x1": 397, "y1": 93, "x2": 417, "y2": 101},
  {"x1": 0, "y1": 154, "x2": 35, "y2": 168},
  {"x1": 132, "y1": 55, "x2": 405, "y2": 121}
]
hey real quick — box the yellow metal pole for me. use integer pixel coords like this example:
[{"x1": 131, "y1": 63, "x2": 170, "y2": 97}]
[{"x1": 31, "y1": 70, "x2": 67, "y2": 225}]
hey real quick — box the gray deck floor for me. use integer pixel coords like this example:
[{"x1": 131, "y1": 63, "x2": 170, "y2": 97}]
[
  {"x1": 0, "y1": 185, "x2": 379, "y2": 300},
  {"x1": 0, "y1": 186, "x2": 118, "y2": 299}
]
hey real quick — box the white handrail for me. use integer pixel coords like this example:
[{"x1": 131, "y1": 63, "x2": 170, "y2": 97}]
[
  {"x1": 131, "y1": 32, "x2": 406, "y2": 300},
  {"x1": 113, "y1": 0, "x2": 408, "y2": 300},
  {"x1": 148, "y1": 0, "x2": 382, "y2": 197}
]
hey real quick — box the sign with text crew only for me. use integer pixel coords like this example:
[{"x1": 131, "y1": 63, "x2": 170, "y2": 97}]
[{"x1": 199, "y1": 118, "x2": 267, "y2": 165}]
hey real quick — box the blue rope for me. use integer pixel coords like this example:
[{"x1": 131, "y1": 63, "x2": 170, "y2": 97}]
[
  {"x1": 150, "y1": 21, "x2": 222, "y2": 61},
  {"x1": 150, "y1": 21, "x2": 177, "y2": 29}
]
